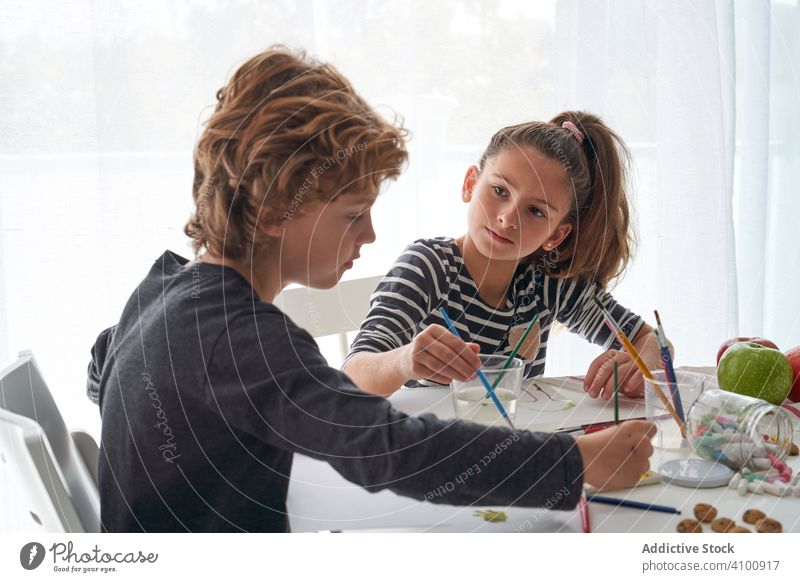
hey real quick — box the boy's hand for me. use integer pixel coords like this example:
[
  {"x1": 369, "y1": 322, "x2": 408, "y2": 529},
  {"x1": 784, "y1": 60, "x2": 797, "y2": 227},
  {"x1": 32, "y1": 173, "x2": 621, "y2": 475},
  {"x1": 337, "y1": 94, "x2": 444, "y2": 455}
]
[
  {"x1": 401, "y1": 324, "x2": 481, "y2": 385},
  {"x1": 574, "y1": 420, "x2": 656, "y2": 491}
]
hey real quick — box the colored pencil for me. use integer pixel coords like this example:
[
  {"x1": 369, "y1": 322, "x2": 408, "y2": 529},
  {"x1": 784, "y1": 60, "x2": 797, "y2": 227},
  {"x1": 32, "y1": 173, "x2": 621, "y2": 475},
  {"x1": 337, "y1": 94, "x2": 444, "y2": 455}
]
[
  {"x1": 781, "y1": 403, "x2": 800, "y2": 420},
  {"x1": 438, "y1": 307, "x2": 515, "y2": 430},
  {"x1": 614, "y1": 360, "x2": 619, "y2": 425},
  {"x1": 579, "y1": 494, "x2": 591, "y2": 533},
  {"x1": 653, "y1": 311, "x2": 686, "y2": 425},
  {"x1": 585, "y1": 494, "x2": 681, "y2": 515},
  {"x1": 591, "y1": 295, "x2": 653, "y2": 380},
  {"x1": 591, "y1": 295, "x2": 685, "y2": 438},
  {"x1": 556, "y1": 417, "x2": 649, "y2": 434}
]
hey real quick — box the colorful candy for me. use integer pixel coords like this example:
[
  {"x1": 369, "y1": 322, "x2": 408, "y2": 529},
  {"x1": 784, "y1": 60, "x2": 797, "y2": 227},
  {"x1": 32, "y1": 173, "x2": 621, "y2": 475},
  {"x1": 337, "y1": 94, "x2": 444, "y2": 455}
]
[{"x1": 691, "y1": 413, "x2": 793, "y2": 476}]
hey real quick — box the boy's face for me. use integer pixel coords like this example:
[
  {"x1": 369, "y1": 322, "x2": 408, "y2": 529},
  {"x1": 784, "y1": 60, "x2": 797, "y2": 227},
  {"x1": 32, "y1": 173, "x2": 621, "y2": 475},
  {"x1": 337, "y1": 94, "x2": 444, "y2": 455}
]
[
  {"x1": 274, "y1": 192, "x2": 377, "y2": 289},
  {"x1": 462, "y1": 147, "x2": 574, "y2": 263}
]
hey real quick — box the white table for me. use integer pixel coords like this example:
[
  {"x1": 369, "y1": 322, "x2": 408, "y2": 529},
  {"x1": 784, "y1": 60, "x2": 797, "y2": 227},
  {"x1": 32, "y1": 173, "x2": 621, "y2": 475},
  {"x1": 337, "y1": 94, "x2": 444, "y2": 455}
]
[{"x1": 287, "y1": 368, "x2": 800, "y2": 532}]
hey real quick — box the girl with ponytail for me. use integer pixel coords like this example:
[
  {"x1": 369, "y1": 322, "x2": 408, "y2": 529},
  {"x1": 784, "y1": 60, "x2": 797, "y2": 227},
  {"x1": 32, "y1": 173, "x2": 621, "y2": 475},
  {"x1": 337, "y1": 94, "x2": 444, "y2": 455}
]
[{"x1": 345, "y1": 112, "x2": 669, "y2": 399}]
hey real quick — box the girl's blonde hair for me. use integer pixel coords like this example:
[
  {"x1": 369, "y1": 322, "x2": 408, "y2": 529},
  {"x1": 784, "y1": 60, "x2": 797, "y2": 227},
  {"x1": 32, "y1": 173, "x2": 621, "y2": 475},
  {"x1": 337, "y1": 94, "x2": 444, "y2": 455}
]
[
  {"x1": 478, "y1": 111, "x2": 635, "y2": 288},
  {"x1": 185, "y1": 46, "x2": 408, "y2": 260}
]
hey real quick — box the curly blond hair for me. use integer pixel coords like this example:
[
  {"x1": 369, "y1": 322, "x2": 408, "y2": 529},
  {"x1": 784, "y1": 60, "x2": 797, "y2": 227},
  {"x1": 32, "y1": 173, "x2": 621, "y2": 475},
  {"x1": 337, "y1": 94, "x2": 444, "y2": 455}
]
[{"x1": 185, "y1": 46, "x2": 408, "y2": 259}]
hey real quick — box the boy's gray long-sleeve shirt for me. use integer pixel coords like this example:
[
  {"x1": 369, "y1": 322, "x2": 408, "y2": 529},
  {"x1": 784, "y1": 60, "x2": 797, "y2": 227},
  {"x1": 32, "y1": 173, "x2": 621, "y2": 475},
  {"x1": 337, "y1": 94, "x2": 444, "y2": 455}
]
[{"x1": 87, "y1": 251, "x2": 584, "y2": 532}]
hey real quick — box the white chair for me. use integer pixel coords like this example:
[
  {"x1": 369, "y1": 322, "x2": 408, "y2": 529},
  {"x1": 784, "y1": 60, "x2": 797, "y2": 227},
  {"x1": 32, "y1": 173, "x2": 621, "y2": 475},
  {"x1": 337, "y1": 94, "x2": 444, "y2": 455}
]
[
  {"x1": 0, "y1": 409, "x2": 84, "y2": 532},
  {"x1": 0, "y1": 351, "x2": 100, "y2": 532},
  {"x1": 274, "y1": 275, "x2": 382, "y2": 358},
  {"x1": 277, "y1": 275, "x2": 391, "y2": 530}
]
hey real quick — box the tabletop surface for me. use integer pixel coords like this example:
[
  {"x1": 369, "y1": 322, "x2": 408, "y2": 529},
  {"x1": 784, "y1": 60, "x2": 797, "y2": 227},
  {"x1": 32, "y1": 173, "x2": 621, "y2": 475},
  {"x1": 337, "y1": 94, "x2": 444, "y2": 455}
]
[{"x1": 286, "y1": 368, "x2": 800, "y2": 533}]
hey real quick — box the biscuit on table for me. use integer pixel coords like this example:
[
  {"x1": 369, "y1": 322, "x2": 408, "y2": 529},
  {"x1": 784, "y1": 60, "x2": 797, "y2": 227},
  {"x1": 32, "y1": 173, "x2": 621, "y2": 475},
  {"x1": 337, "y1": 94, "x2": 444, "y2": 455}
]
[
  {"x1": 711, "y1": 517, "x2": 735, "y2": 532},
  {"x1": 676, "y1": 519, "x2": 702, "y2": 533},
  {"x1": 742, "y1": 509, "x2": 765, "y2": 524},
  {"x1": 755, "y1": 517, "x2": 782, "y2": 533},
  {"x1": 693, "y1": 503, "x2": 717, "y2": 523}
]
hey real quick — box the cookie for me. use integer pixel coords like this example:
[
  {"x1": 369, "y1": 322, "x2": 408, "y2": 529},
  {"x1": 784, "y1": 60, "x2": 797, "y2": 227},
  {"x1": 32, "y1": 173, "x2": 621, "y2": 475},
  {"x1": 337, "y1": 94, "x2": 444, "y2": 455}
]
[
  {"x1": 677, "y1": 519, "x2": 703, "y2": 533},
  {"x1": 711, "y1": 517, "x2": 735, "y2": 532},
  {"x1": 742, "y1": 509, "x2": 766, "y2": 524},
  {"x1": 790, "y1": 442, "x2": 799, "y2": 456},
  {"x1": 729, "y1": 526, "x2": 751, "y2": 533},
  {"x1": 755, "y1": 517, "x2": 782, "y2": 533},
  {"x1": 693, "y1": 503, "x2": 717, "y2": 523}
]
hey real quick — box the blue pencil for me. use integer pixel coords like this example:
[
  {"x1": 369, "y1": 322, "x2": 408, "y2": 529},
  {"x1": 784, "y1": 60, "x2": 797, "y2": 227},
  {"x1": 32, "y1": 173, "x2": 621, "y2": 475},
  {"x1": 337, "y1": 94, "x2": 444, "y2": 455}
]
[
  {"x1": 438, "y1": 307, "x2": 515, "y2": 430},
  {"x1": 585, "y1": 494, "x2": 681, "y2": 515},
  {"x1": 654, "y1": 311, "x2": 686, "y2": 424}
]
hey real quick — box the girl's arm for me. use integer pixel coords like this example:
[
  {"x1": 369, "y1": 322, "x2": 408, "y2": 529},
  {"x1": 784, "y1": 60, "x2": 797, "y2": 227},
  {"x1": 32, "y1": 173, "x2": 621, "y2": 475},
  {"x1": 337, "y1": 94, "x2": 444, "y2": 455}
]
[
  {"x1": 343, "y1": 348, "x2": 412, "y2": 396},
  {"x1": 632, "y1": 324, "x2": 674, "y2": 362},
  {"x1": 343, "y1": 240, "x2": 480, "y2": 396},
  {"x1": 344, "y1": 324, "x2": 481, "y2": 396},
  {"x1": 546, "y1": 277, "x2": 672, "y2": 399}
]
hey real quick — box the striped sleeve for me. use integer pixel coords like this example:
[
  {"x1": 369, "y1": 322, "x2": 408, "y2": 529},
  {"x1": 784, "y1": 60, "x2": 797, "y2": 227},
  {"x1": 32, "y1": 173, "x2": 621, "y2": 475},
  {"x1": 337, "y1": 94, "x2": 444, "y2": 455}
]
[
  {"x1": 546, "y1": 277, "x2": 645, "y2": 350},
  {"x1": 344, "y1": 241, "x2": 447, "y2": 367}
]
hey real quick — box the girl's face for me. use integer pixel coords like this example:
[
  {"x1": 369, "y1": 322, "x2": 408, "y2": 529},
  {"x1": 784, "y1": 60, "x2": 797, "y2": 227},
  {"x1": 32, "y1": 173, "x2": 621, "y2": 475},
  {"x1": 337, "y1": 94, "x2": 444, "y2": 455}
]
[
  {"x1": 462, "y1": 146, "x2": 574, "y2": 263},
  {"x1": 268, "y1": 192, "x2": 377, "y2": 289}
]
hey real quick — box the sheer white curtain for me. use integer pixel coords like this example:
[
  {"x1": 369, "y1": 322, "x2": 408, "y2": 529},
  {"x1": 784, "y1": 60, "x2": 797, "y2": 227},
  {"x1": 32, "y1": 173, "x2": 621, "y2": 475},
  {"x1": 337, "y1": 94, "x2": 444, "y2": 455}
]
[
  {"x1": 733, "y1": 0, "x2": 800, "y2": 348},
  {"x1": 545, "y1": 0, "x2": 740, "y2": 373},
  {"x1": 1, "y1": 0, "x2": 797, "y2": 440}
]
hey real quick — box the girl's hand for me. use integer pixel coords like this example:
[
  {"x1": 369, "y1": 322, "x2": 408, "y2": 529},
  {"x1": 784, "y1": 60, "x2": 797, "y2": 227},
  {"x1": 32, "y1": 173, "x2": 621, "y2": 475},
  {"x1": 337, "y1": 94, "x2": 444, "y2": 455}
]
[
  {"x1": 584, "y1": 349, "x2": 640, "y2": 399},
  {"x1": 401, "y1": 324, "x2": 481, "y2": 385},
  {"x1": 574, "y1": 420, "x2": 656, "y2": 490},
  {"x1": 584, "y1": 330, "x2": 665, "y2": 400}
]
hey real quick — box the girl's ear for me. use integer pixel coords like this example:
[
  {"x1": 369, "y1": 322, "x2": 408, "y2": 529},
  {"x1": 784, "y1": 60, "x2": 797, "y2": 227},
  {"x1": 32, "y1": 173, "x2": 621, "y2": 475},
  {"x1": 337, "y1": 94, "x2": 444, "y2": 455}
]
[
  {"x1": 461, "y1": 165, "x2": 479, "y2": 202},
  {"x1": 544, "y1": 222, "x2": 573, "y2": 250}
]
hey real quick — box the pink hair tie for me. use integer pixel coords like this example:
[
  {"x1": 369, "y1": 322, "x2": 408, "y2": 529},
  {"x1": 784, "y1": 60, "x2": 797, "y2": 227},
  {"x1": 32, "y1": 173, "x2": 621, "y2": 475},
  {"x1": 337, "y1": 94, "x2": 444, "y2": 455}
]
[{"x1": 561, "y1": 121, "x2": 584, "y2": 144}]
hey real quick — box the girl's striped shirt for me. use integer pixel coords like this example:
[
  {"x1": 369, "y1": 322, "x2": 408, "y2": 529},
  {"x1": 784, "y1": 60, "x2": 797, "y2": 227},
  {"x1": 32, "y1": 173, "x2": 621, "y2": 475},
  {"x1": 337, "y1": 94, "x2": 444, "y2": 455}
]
[{"x1": 345, "y1": 237, "x2": 645, "y2": 386}]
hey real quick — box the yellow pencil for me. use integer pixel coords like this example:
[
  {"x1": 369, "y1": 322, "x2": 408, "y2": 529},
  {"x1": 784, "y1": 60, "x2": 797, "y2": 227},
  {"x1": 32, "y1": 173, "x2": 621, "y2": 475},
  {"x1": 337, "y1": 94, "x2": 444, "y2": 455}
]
[
  {"x1": 592, "y1": 296, "x2": 686, "y2": 437},
  {"x1": 616, "y1": 331, "x2": 654, "y2": 381}
]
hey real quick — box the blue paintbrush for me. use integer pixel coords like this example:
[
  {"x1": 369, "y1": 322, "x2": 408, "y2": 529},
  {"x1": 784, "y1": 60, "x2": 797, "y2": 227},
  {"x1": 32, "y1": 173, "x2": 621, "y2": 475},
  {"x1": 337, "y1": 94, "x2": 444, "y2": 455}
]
[
  {"x1": 438, "y1": 307, "x2": 515, "y2": 430},
  {"x1": 585, "y1": 494, "x2": 681, "y2": 515},
  {"x1": 654, "y1": 310, "x2": 686, "y2": 424}
]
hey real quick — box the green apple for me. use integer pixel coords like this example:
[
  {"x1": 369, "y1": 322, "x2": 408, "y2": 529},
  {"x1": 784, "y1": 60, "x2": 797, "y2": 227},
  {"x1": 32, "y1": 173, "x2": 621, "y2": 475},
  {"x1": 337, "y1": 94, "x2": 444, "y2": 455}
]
[{"x1": 717, "y1": 341, "x2": 793, "y2": 405}]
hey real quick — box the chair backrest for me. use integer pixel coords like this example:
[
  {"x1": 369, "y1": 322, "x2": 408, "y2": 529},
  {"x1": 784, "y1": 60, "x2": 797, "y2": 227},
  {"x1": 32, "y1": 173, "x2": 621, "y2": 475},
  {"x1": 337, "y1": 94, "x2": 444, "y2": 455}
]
[
  {"x1": 0, "y1": 409, "x2": 84, "y2": 532},
  {"x1": 0, "y1": 351, "x2": 100, "y2": 532},
  {"x1": 274, "y1": 275, "x2": 382, "y2": 358}
]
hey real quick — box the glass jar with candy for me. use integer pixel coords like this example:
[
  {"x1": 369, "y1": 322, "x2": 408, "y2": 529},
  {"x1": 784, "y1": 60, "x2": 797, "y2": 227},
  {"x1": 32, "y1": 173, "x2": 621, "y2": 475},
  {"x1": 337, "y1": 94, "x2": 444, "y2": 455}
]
[{"x1": 686, "y1": 389, "x2": 793, "y2": 474}]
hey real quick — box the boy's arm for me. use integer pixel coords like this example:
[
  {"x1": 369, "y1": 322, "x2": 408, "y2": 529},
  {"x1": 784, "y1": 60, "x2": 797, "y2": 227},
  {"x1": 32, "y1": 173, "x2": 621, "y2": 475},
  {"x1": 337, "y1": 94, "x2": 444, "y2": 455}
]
[
  {"x1": 87, "y1": 326, "x2": 116, "y2": 406},
  {"x1": 209, "y1": 312, "x2": 587, "y2": 509}
]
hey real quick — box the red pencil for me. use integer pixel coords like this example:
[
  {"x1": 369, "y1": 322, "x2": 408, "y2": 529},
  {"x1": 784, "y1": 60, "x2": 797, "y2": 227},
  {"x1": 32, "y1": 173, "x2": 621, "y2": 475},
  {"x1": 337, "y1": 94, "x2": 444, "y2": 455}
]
[
  {"x1": 584, "y1": 425, "x2": 612, "y2": 435},
  {"x1": 580, "y1": 494, "x2": 591, "y2": 533},
  {"x1": 556, "y1": 417, "x2": 648, "y2": 434}
]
